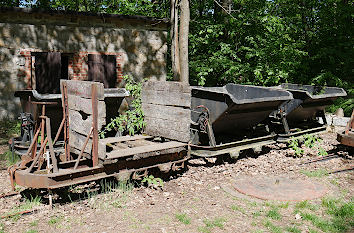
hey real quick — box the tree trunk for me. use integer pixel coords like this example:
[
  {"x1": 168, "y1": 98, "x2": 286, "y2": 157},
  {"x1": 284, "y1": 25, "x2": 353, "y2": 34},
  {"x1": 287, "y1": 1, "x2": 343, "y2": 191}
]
[
  {"x1": 171, "y1": 0, "x2": 180, "y2": 81},
  {"x1": 179, "y1": 0, "x2": 189, "y2": 84}
]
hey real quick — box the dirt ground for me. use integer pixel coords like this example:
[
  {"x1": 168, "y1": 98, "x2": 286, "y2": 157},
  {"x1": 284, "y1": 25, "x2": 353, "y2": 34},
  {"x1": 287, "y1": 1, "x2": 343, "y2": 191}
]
[{"x1": 0, "y1": 130, "x2": 352, "y2": 233}]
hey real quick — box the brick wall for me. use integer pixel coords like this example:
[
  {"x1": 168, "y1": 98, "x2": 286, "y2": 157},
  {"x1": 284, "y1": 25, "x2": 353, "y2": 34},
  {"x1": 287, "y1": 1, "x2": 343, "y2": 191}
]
[{"x1": 16, "y1": 50, "x2": 124, "y2": 89}]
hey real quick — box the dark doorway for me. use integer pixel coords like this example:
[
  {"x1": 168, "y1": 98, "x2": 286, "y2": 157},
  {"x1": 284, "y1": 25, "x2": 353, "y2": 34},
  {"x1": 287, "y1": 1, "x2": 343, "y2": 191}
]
[
  {"x1": 33, "y1": 52, "x2": 69, "y2": 94},
  {"x1": 88, "y1": 54, "x2": 117, "y2": 88}
]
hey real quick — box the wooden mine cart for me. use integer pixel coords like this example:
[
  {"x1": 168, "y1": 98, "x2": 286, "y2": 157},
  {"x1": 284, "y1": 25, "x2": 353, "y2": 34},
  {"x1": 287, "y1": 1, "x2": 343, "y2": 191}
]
[{"x1": 9, "y1": 80, "x2": 189, "y2": 190}]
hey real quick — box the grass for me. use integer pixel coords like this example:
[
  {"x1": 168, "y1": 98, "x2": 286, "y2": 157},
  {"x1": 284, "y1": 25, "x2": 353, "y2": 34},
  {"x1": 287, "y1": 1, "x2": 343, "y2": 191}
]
[
  {"x1": 0, "y1": 150, "x2": 21, "y2": 166},
  {"x1": 0, "y1": 223, "x2": 4, "y2": 233},
  {"x1": 300, "y1": 169, "x2": 328, "y2": 177},
  {"x1": 0, "y1": 119, "x2": 20, "y2": 140},
  {"x1": 231, "y1": 205, "x2": 246, "y2": 214},
  {"x1": 175, "y1": 213, "x2": 191, "y2": 225},
  {"x1": 2, "y1": 195, "x2": 42, "y2": 220},
  {"x1": 263, "y1": 220, "x2": 283, "y2": 233},
  {"x1": 300, "y1": 197, "x2": 354, "y2": 232},
  {"x1": 25, "y1": 230, "x2": 38, "y2": 233},
  {"x1": 48, "y1": 216, "x2": 63, "y2": 225},
  {"x1": 29, "y1": 220, "x2": 39, "y2": 227},
  {"x1": 198, "y1": 217, "x2": 226, "y2": 232},
  {"x1": 285, "y1": 226, "x2": 301, "y2": 233},
  {"x1": 295, "y1": 200, "x2": 318, "y2": 211},
  {"x1": 266, "y1": 208, "x2": 282, "y2": 220}
]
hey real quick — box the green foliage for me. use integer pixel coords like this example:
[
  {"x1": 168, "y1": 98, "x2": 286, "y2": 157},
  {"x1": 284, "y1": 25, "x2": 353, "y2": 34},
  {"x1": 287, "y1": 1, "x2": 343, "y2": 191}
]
[
  {"x1": 266, "y1": 208, "x2": 282, "y2": 220},
  {"x1": 141, "y1": 175, "x2": 163, "y2": 188},
  {"x1": 0, "y1": 150, "x2": 21, "y2": 166},
  {"x1": 175, "y1": 213, "x2": 191, "y2": 225},
  {"x1": 304, "y1": 134, "x2": 322, "y2": 148},
  {"x1": 288, "y1": 138, "x2": 304, "y2": 157},
  {"x1": 301, "y1": 198, "x2": 354, "y2": 233},
  {"x1": 285, "y1": 226, "x2": 301, "y2": 233},
  {"x1": 263, "y1": 220, "x2": 283, "y2": 233},
  {"x1": 100, "y1": 76, "x2": 145, "y2": 138},
  {"x1": 301, "y1": 169, "x2": 328, "y2": 178},
  {"x1": 289, "y1": 134, "x2": 328, "y2": 157},
  {"x1": 0, "y1": 119, "x2": 20, "y2": 140},
  {"x1": 198, "y1": 217, "x2": 226, "y2": 232}
]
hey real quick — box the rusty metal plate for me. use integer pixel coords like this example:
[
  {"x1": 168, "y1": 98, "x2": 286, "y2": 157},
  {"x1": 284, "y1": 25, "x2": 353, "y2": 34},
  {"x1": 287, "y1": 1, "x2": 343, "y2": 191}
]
[{"x1": 234, "y1": 176, "x2": 328, "y2": 201}]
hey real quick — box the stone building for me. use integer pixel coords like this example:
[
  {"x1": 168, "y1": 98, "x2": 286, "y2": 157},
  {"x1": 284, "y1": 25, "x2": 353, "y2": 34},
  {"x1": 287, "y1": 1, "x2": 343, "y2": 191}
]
[{"x1": 0, "y1": 7, "x2": 168, "y2": 119}]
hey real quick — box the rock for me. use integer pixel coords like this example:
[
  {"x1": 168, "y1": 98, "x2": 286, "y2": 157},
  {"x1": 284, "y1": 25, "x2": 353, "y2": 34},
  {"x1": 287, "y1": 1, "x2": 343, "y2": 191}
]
[
  {"x1": 334, "y1": 108, "x2": 344, "y2": 117},
  {"x1": 332, "y1": 116, "x2": 350, "y2": 127}
]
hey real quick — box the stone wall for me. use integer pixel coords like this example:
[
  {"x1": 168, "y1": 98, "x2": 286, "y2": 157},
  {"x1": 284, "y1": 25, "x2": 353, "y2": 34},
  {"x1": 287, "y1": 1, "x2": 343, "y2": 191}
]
[{"x1": 0, "y1": 8, "x2": 168, "y2": 119}]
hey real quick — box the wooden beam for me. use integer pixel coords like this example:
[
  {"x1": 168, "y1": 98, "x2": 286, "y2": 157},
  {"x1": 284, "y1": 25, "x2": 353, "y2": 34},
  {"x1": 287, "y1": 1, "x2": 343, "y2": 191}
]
[{"x1": 106, "y1": 141, "x2": 186, "y2": 159}]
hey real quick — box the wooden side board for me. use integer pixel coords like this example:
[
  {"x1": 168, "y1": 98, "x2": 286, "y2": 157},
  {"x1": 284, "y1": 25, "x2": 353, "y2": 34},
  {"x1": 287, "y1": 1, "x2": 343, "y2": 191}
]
[
  {"x1": 141, "y1": 81, "x2": 191, "y2": 142},
  {"x1": 61, "y1": 80, "x2": 104, "y2": 100}
]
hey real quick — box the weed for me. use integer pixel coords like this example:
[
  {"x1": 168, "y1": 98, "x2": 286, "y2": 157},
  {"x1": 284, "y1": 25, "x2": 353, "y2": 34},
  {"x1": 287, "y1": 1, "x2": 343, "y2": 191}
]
[
  {"x1": 0, "y1": 150, "x2": 21, "y2": 166},
  {"x1": 285, "y1": 226, "x2": 301, "y2": 233},
  {"x1": 252, "y1": 210, "x2": 263, "y2": 217},
  {"x1": 48, "y1": 216, "x2": 63, "y2": 225},
  {"x1": 175, "y1": 213, "x2": 191, "y2": 225},
  {"x1": 308, "y1": 229, "x2": 319, "y2": 233},
  {"x1": 29, "y1": 220, "x2": 39, "y2": 227},
  {"x1": 0, "y1": 223, "x2": 4, "y2": 233},
  {"x1": 198, "y1": 226, "x2": 211, "y2": 233},
  {"x1": 199, "y1": 217, "x2": 226, "y2": 232},
  {"x1": 263, "y1": 220, "x2": 283, "y2": 233},
  {"x1": 253, "y1": 230, "x2": 264, "y2": 233},
  {"x1": 295, "y1": 200, "x2": 318, "y2": 211},
  {"x1": 203, "y1": 217, "x2": 226, "y2": 229},
  {"x1": 300, "y1": 169, "x2": 328, "y2": 177},
  {"x1": 100, "y1": 76, "x2": 145, "y2": 137},
  {"x1": 25, "y1": 230, "x2": 38, "y2": 233},
  {"x1": 304, "y1": 134, "x2": 321, "y2": 148},
  {"x1": 0, "y1": 119, "x2": 20, "y2": 139},
  {"x1": 231, "y1": 205, "x2": 246, "y2": 214},
  {"x1": 278, "y1": 202, "x2": 289, "y2": 209},
  {"x1": 289, "y1": 137, "x2": 304, "y2": 157},
  {"x1": 2, "y1": 195, "x2": 42, "y2": 220},
  {"x1": 141, "y1": 175, "x2": 163, "y2": 188},
  {"x1": 266, "y1": 208, "x2": 282, "y2": 220},
  {"x1": 317, "y1": 147, "x2": 328, "y2": 156}
]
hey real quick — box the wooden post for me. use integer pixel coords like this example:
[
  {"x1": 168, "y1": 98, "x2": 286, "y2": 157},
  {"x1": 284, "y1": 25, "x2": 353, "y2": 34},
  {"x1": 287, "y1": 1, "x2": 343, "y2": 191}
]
[
  {"x1": 91, "y1": 84, "x2": 99, "y2": 167},
  {"x1": 171, "y1": 0, "x2": 180, "y2": 81},
  {"x1": 179, "y1": 0, "x2": 190, "y2": 84}
]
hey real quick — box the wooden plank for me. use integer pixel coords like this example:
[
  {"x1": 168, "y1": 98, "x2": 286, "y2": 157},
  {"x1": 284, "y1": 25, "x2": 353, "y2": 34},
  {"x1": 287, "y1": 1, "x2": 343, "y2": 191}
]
[
  {"x1": 125, "y1": 139, "x2": 156, "y2": 147},
  {"x1": 144, "y1": 123, "x2": 190, "y2": 142},
  {"x1": 67, "y1": 94, "x2": 106, "y2": 117},
  {"x1": 142, "y1": 103, "x2": 191, "y2": 122},
  {"x1": 99, "y1": 135, "x2": 153, "y2": 145},
  {"x1": 106, "y1": 141, "x2": 186, "y2": 159},
  {"x1": 61, "y1": 80, "x2": 104, "y2": 100},
  {"x1": 142, "y1": 81, "x2": 191, "y2": 93},
  {"x1": 69, "y1": 130, "x2": 105, "y2": 157},
  {"x1": 68, "y1": 110, "x2": 105, "y2": 136},
  {"x1": 110, "y1": 143, "x2": 130, "y2": 150},
  {"x1": 141, "y1": 89, "x2": 191, "y2": 107}
]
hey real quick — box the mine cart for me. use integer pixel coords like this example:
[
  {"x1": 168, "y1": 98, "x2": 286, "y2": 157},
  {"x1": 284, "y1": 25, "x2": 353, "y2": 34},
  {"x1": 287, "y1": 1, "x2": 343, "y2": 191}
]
[
  {"x1": 272, "y1": 83, "x2": 347, "y2": 142},
  {"x1": 337, "y1": 110, "x2": 354, "y2": 147},
  {"x1": 188, "y1": 84, "x2": 293, "y2": 158},
  {"x1": 9, "y1": 81, "x2": 188, "y2": 190},
  {"x1": 11, "y1": 88, "x2": 129, "y2": 156}
]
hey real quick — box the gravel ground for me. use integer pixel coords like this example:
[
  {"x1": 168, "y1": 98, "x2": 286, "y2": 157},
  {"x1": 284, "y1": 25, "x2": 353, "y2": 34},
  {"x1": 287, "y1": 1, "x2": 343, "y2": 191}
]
[{"x1": 0, "y1": 131, "x2": 352, "y2": 233}]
